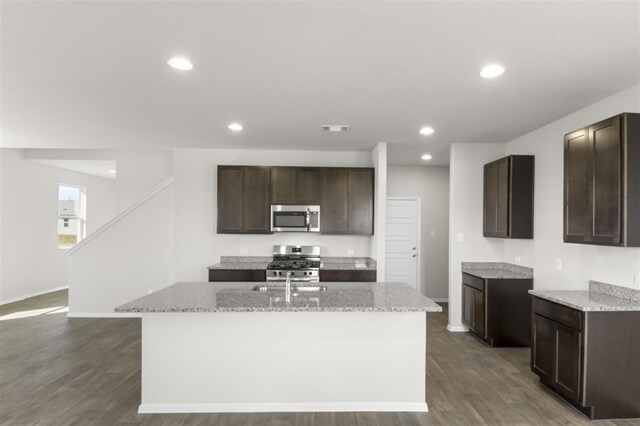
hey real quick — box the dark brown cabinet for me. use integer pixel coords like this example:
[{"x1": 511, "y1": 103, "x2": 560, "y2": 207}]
[
  {"x1": 208, "y1": 269, "x2": 267, "y2": 282},
  {"x1": 321, "y1": 168, "x2": 374, "y2": 235},
  {"x1": 271, "y1": 167, "x2": 321, "y2": 205},
  {"x1": 319, "y1": 269, "x2": 376, "y2": 282},
  {"x1": 218, "y1": 165, "x2": 374, "y2": 235},
  {"x1": 217, "y1": 166, "x2": 271, "y2": 234},
  {"x1": 270, "y1": 167, "x2": 297, "y2": 205},
  {"x1": 564, "y1": 113, "x2": 640, "y2": 246},
  {"x1": 531, "y1": 296, "x2": 640, "y2": 420},
  {"x1": 483, "y1": 155, "x2": 535, "y2": 239},
  {"x1": 461, "y1": 272, "x2": 532, "y2": 347}
]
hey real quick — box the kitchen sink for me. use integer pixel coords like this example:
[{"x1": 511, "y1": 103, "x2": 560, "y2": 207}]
[{"x1": 252, "y1": 285, "x2": 328, "y2": 292}]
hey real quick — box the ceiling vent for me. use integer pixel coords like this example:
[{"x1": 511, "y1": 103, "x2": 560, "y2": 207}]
[{"x1": 321, "y1": 125, "x2": 351, "y2": 133}]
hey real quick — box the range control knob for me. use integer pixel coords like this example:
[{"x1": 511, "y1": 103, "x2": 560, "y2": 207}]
[{"x1": 278, "y1": 271, "x2": 282, "y2": 276}]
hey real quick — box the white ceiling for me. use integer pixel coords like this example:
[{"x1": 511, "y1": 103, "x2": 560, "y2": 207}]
[
  {"x1": 1, "y1": 1, "x2": 638, "y2": 166},
  {"x1": 28, "y1": 159, "x2": 117, "y2": 180}
]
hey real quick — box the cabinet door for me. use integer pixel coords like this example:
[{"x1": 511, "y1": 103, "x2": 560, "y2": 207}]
[
  {"x1": 554, "y1": 324, "x2": 582, "y2": 403},
  {"x1": 484, "y1": 162, "x2": 498, "y2": 236},
  {"x1": 496, "y1": 158, "x2": 510, "y2": 237},
  {"x1": 590, "y1": 116, "x2": 622, "y2": 245},
  {"x1": 347, "y1": 168, "x2": 374, "y2": 235},
  {"x1": 271, "y1": 167, "x2": 297, "y2": 205},
  {"x1": 472, "y1": 288, "x2": 486, "y2": 337},
  {"x1": 296, "y1": 168, "x2": 320, "y2": 205},
  {"x1": 243, "y1": 167, "x2": 271, "y2": 233},
  {"x1": 532, "y1": 314, "x2": 554, "y2": 380},
  {"x1": 564, "y1": 129, "x2": 591, "y2": 243},
  {"x1": 217, "y1": 166, "x2": 244, "y2": 233},
  {"x1": 462, "y1": 284, "x2": 474, "y2": 327},
  {"x1": 320, "y1": 169, "x2": 349, "y2": 234}
]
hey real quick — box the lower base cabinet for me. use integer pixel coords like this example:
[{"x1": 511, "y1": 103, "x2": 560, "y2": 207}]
[
  {"x1": 319, "y1": 270, "x2": 376, "y2": 282},
  {"x1": 531, "y1": 297, "x2": 640, "y2": 420},
  {"x1": 208, "y1": 269, "x2": 266, "y2": 282},
  {"x1": 461, "y1": 272, "x2": 532, "y2": 346}
]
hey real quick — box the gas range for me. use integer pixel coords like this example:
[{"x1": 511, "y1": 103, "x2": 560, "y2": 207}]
[{"x1": 266, "y1": 245, "x2": 320, "y2": 282}]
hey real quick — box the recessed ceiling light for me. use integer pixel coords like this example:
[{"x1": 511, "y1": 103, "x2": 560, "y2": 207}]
[
  {"x1": 228, "y1": 123, "x2": 243, "y2": 131},
  {"x1": 109, "y1": 170, "x2": 116, "y2": 174},
  {"x1": 167, "y1": 57, "x2": 193, "y2": 71},
  {"x1": 421, "y1": 154, "x2": 433, "y2": 161},
  {"x1": 419, "y1": 127, "x2": 435, "y2": 135},
  {"x1": 480, "y1": 64, "x2": 505, "y2": 78}
]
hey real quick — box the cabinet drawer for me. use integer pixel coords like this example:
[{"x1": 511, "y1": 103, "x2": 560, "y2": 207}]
[
  {"x1": 532, "y1": 297, "x2": 583, "y2": 331},
  {"x1": 462, "y1": 273, "x2": 485, "y2": 291}
]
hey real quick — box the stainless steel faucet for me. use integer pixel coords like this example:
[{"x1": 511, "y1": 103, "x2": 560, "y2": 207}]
[
  {"x1": 285, "y1": 272, "x2": 292, "y2": 294},
  {"x1": 285, "y1": 272, "x2": 292, "y2": 303}
]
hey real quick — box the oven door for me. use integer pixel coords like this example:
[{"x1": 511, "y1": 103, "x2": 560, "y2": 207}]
[{"x1": 271, "y1": 205, "x2": 320, "y2": 232}]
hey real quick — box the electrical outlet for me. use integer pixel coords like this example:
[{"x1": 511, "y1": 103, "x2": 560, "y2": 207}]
[
  {"x1": 148, "y1": 289, "x2": 154, "y2": 294},
  {"x1": 515, "y1": 256, "x2": 522, "y2": 263},
  {"x1": 457, "y1": 232, "x2": 464, "y2": 242},
  {"x1": 347, "y1": 249, "x2": 355, "y2": 255},
  {"x1": 635, "y1": 274, "x2": 640, "y2": 286},
  {"x1": 430, "y1": 230, "x2": 436, "y2": 238},
  {"x1": 239, "y1": 248, "x2": 249, "y2": 254},
  {"x1": 555, "y1": 258, "x2": 562, "y2": 271}
]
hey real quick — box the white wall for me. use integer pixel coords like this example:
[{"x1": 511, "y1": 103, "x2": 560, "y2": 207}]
[
  {"x1": 387, "y1": 166, "x2": 449, "y2": 300},
  {"x1": 505, "y1": 84, "x2": 640, "y2": 291},
  {"x1": 0, "y1": 148, "x2": 117, "y2": 303},
  {"x1": 448, "y1": 143, "x2": 506, "y2": 330},
  {"x1": 68, "y1": 180, "x2": 174, "y2": 314},
  {"x1": 113, "y1": 150, "x2": 174, "y2": 210},
  {"x1": 173, "y1": 149, "x2": 374, "y2": 282}
]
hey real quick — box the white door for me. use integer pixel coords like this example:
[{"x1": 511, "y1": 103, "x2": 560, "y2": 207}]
[{"x1": 385, "y1": 199, "x2": 419, "y2": 290}]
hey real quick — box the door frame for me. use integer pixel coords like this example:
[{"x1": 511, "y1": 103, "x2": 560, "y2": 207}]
[{"x1": 385, "y1": 197, "x2": 421, "y2": 292}]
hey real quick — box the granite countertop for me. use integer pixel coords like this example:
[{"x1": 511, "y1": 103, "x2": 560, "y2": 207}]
[
  {"x1": 529, "y1": 281, "x2": 640, "y2": 312},
  {"x1": 208, "y1": 256, "x2": 377, "y2": 271},
  {"x1": 462, "y1": 262, "x2": 533, "y2": 279},
  {"x1": 115, "y1": 281, "x2": 441, "y2": 313}
]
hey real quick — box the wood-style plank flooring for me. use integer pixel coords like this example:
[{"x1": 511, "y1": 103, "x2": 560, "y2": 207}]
[{"x1": 1, "y1": 290, "x2": 637, "y2": 425}]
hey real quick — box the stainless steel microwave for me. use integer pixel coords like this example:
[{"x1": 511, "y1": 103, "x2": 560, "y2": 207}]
[{"x1": 271, "y1": 205, "x2": 320, "y2": 232}]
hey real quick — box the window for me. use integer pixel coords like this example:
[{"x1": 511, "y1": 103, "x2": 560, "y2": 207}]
[{"x1": 58, "y1": 184, "x2": 86, "y2": 249}]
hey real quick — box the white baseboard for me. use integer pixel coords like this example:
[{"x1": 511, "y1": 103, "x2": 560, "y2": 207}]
[
  {"x1": 447, "y1": 324, "x2": 469, "y2": 332},
  {"x1": 0, "y1": 286, "x2": 68, "y2": 306},
  {"x1": 138, "y1": 402, "x2": 428, "y2": 414},
  {"x1": 67, "y1": 312, "x2": 142, "y2": 318},
  {"x1": 430, "y1": 298, "x2": 448, "y2": 303}
]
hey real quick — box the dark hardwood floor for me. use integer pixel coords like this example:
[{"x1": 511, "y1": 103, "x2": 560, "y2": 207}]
[{"x1": 1, "y1": 290, "x2": 637, "y2": 425}]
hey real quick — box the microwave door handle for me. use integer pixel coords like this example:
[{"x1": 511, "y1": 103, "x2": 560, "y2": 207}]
[{"x1": 306, "y1": 209, "x2": 311, "y2": 230}]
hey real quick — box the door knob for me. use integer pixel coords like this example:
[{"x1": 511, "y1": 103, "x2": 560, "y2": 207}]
[
  {"x1": 412, "y1": 254, "x2": 417, "y2": 258},
  {"x1": 412, "y1": 247, "x2": 416, "y2": 250}
]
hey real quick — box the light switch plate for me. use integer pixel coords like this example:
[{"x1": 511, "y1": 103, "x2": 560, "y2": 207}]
[
  {"x1": 457, "y1": 233, "x2": 464, "y2": 242},
  {"x1": 347, "y1": 249, "x2": 355, "y2": 255},
  {"x1": 430, "y1": 230, "x2": 436, "y2": 238},
  {"x1": 515, "y1": 256, "x2": 522, "y2": 263},
  {"x1": 148, "y1": 289, "x2": 154, "y2": 294},
  {"x1": 239, "y1": 248, "x2": 249, "y2": 254},
  {"x1": 555, "y1": 258, "x2": 562, "y2": 271}
]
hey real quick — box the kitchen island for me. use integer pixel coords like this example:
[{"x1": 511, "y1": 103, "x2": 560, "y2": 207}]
[{"x1": 116, "y1": 281, "x2": 441, "y2": 414}]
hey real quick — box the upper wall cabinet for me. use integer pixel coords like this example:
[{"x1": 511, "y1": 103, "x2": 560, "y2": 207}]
[
  {"x1": 483, "y1": 155, "x2": 535, "y2": 239},
  {"x1": 217, "y1": 166, "x2": 271, "y2": 234},
  {"x1": 564, "y1": 113, "x2": 640, "y2": 246},
  {"x1": 271, "y1": 167, "x2": 321, "y2": 205},
  {"x1": 218, "y1": 165, "x2": 374, "y2": 235},
  {"x1": 321, "y1": 168, "x2": 374, "y2": 235}
]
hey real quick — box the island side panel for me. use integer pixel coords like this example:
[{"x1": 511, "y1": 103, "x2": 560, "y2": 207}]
[{"x1": 140, "y1": 311, "x2": 427, "y2": 413}]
